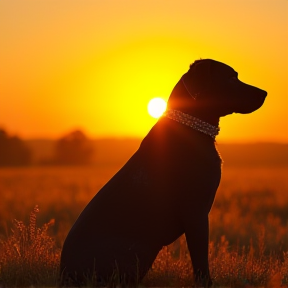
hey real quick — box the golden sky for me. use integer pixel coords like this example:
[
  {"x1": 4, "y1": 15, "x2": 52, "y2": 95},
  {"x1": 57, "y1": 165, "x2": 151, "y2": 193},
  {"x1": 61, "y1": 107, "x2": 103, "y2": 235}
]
[{"x1": 0, "y1": 0, "x2": 287, "y2": 142}]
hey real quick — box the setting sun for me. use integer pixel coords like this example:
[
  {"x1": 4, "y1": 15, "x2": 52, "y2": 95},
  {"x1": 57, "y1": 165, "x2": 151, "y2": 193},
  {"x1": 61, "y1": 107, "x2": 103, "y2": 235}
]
[
  {"x1": 147, "y1": 98, "x2": 167, "y2": 119},
  {"x1": 0, "y1": 1, "x2": 287, "y2": 142}
]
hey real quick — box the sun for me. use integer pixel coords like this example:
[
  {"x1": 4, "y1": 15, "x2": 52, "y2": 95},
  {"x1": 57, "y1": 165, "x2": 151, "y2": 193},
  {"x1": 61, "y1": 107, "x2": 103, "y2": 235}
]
[{"x1": 147, "y1": 97, "x2": 167, "y2": 118}]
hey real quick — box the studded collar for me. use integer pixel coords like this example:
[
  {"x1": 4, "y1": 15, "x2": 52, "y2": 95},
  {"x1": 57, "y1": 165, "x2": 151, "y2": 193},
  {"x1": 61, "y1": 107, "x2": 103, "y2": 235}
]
[{"x1": 163, "y1": 109, "x2": 220, "y2": 139}]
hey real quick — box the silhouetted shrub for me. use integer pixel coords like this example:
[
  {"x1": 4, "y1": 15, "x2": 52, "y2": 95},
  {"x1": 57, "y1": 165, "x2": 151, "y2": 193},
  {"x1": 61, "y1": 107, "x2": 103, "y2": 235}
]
[
  {"x1": 53, "y1": 130, "x2": 94, "y2": 165},
  {"x1": 0, "y1": 129, "x2": 32, "y2": 166}
]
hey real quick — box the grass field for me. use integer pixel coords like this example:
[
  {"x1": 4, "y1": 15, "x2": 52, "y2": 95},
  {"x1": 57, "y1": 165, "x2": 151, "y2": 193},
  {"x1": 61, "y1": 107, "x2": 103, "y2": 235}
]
[{"x1": 0, "y1": 164, "x2": 287, "y2": 287}]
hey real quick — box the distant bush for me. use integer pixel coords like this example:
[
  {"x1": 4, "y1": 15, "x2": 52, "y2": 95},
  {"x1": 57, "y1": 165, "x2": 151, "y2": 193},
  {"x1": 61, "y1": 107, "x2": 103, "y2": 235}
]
[
  {"x1": 0, "y1": 129, "x2": 32, "y2": 166},
  {"x1": 53, "y1": 130, "x2": 94, "y2": 165}
]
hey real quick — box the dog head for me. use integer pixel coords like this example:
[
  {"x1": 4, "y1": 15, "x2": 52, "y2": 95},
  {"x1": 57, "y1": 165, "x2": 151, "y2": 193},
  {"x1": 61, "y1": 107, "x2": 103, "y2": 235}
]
[{"x1": 168, "y1": 59, "x2": 267, "y2": 117}]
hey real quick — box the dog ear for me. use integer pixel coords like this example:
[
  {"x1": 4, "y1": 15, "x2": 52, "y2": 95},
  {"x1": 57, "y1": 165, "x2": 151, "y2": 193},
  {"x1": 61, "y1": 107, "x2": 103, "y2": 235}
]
[{"x1": 183, "y1": 60, "x2": 212, "y2": 97}]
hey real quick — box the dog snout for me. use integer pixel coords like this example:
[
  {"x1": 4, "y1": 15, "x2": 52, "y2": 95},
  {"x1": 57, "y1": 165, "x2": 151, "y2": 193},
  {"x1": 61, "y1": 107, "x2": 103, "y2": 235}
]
[
  {"x1": 259, "y1": 89, "x2": 267, "y2": 99},
  {"x1": 257, "y1": 88, "x2": 267, "y2": 105},
  {"x1": 233, "y1": 83, "x2": 267, "y2": 114}
]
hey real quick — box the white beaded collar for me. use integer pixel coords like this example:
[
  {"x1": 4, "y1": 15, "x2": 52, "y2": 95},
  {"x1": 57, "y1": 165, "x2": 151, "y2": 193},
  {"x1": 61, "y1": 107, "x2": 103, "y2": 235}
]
[{"x1": 163, "y1": 109, "x2": 220, "y2": 139}]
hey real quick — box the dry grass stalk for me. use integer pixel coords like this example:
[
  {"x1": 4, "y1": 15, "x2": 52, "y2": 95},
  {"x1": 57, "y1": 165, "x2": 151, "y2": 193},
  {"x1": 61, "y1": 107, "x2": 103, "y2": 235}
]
[
  {"x1": 0, "y1": 205, "x2": 60, "y2": 286},
  {"x1": 0, "y1": 206, "x2": 288, "y2": 287}
]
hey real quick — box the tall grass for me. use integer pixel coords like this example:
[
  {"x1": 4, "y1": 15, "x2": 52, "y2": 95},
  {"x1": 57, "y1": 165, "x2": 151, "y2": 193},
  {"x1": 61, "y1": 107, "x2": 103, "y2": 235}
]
[
  {"x1": 0, "y1": 166, "x2": 288, "y2": 286},
  {"x1": 0, "y1": 206, "x2": 287, "y2": 287},
  {"x1": 0, "y1": 205, "x2": 60, "y2": 286}
]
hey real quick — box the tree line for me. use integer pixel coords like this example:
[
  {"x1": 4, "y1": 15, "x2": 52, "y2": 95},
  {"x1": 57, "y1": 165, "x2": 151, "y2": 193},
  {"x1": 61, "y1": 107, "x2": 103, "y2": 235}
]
[{"x1": 0, "y1": 129, "x2": 94, "y2": 167}]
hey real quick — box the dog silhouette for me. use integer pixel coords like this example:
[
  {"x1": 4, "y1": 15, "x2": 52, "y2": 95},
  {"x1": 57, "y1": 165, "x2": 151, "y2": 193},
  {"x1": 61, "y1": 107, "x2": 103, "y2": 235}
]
[{"x1": 60, "y1": 59, "x2": 267, "y2": 287}]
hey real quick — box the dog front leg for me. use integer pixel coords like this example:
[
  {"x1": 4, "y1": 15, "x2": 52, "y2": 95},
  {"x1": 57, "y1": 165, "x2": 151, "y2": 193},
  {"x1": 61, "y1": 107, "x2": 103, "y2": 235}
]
[{"x1": 185, "y1": 214, "x2": 212, "y2": 287}]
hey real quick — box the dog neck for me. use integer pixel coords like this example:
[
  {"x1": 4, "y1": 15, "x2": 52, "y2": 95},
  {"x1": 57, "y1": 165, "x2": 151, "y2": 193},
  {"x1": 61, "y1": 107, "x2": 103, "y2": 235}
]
[
  {"x1": 178, "y1": 108, "x2": 220, "y2": 127},
  {"x1": 163, "y1": 109, "x2": 220, "y2": 139},
  {"x1": 167, "y1": 80, "x2": 221, "y2": 127}
]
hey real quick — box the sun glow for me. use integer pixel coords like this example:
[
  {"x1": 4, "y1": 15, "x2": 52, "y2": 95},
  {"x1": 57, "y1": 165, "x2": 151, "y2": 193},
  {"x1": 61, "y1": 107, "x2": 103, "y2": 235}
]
[{"x1": 147, "y1": 97, "x2": 167, "y2": 118}]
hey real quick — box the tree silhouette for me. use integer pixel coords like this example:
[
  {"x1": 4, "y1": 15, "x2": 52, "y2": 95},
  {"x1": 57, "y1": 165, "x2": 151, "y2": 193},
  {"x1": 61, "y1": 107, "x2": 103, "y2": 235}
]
[
  {"x1": 0, "y1": 129, "x2": 32, "y2": 166},
  {"x1": 54, "y1": 130, "x2": 94, "y2": 165}
]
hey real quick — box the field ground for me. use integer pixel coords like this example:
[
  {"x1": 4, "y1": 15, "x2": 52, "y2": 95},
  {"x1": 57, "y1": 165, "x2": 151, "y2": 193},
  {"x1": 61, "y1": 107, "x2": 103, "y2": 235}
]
[{"x1": 0, "y1": 165, "x2": 288, "y2": 287}]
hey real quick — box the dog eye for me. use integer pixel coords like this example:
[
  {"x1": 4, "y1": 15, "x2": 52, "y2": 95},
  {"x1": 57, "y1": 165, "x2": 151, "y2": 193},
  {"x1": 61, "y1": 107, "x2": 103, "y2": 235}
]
[{"x1": 229, "y1": 76, "x2": 238, "y2": 83}]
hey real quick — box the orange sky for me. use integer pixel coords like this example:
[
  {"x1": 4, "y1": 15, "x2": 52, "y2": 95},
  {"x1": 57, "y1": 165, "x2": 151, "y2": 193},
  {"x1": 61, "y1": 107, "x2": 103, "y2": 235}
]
[{"x1": 0, "y1": 0, "x2": 287, "y2": 142}]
